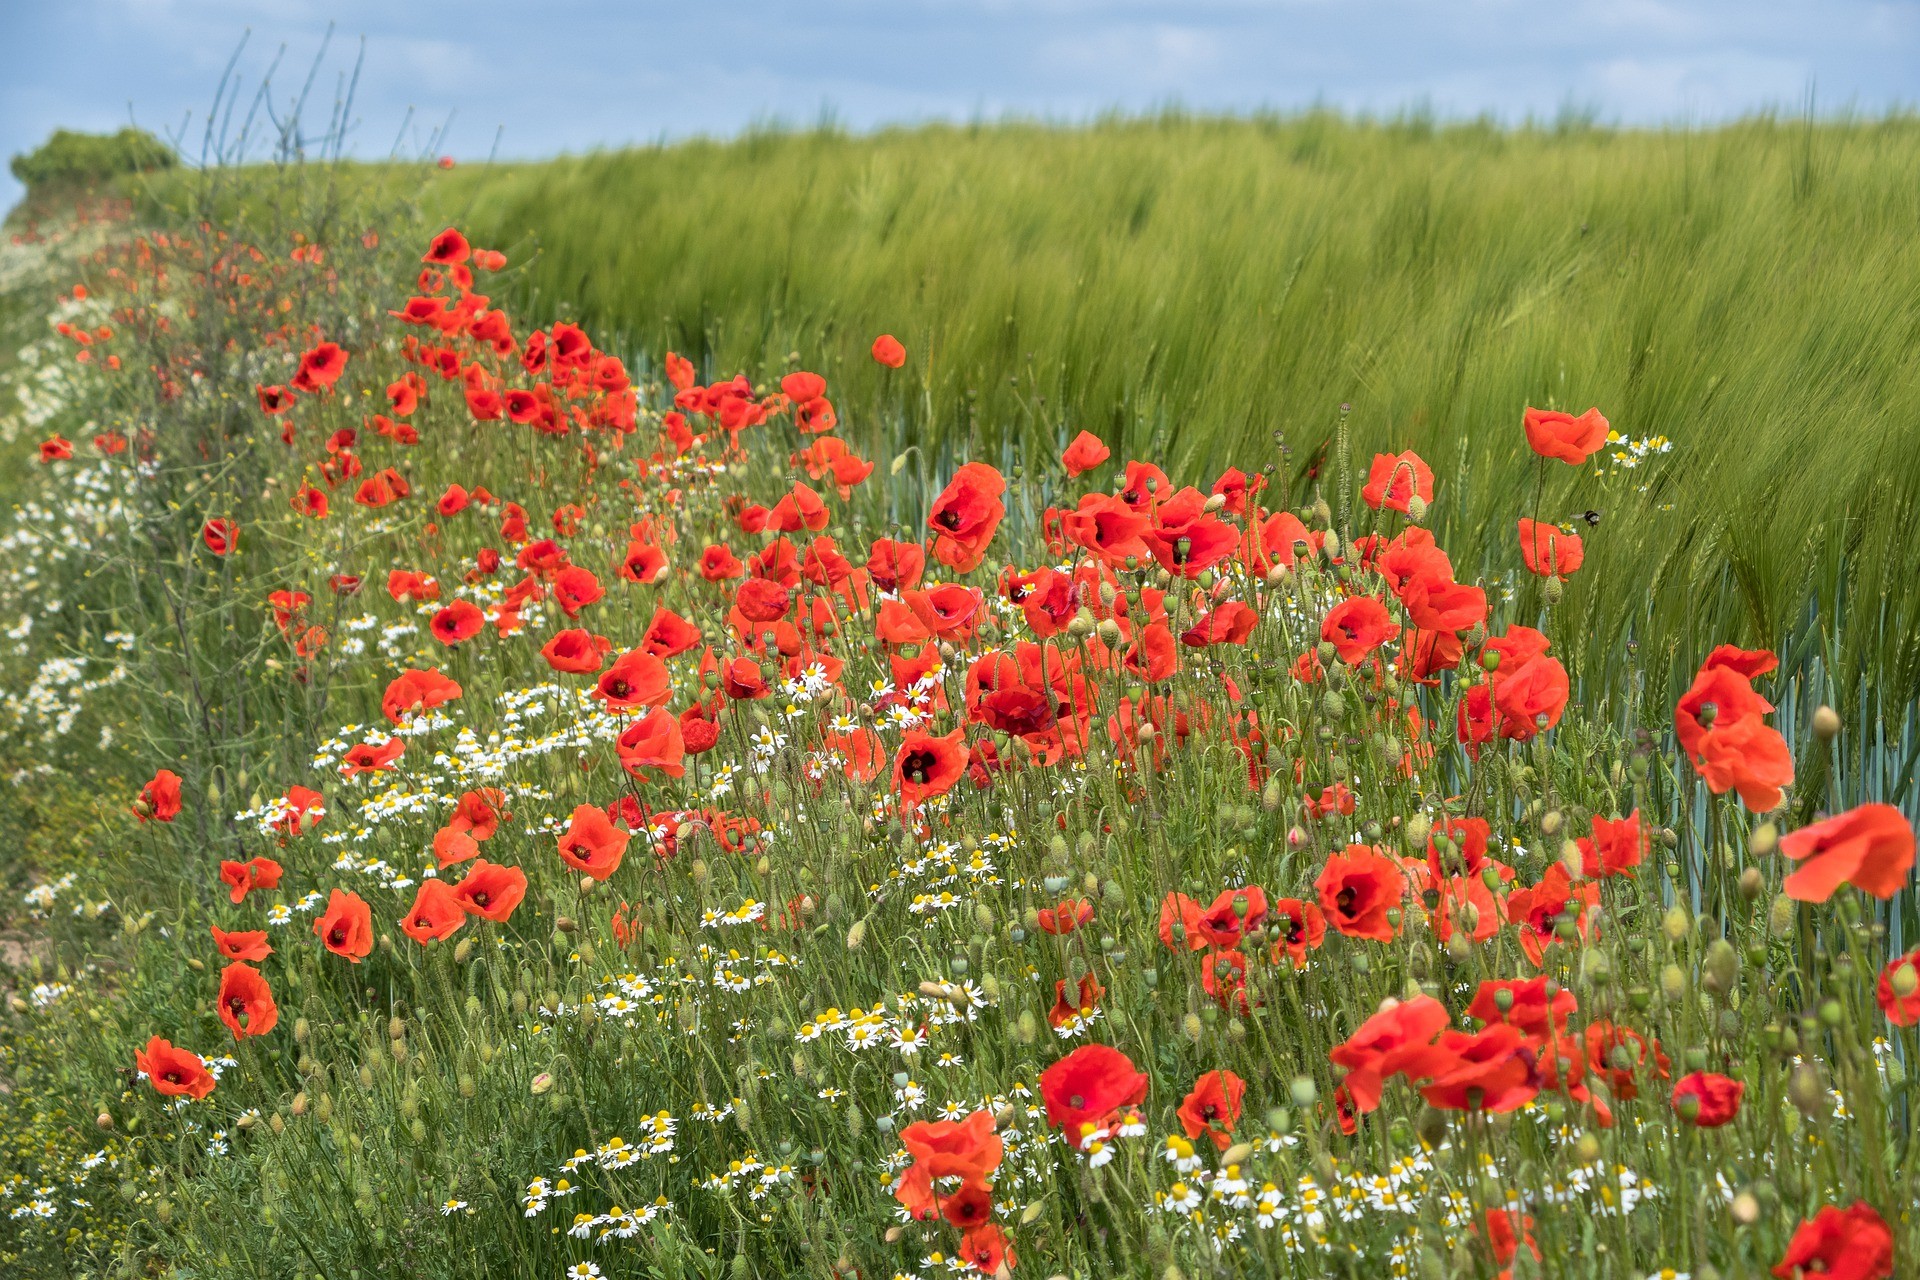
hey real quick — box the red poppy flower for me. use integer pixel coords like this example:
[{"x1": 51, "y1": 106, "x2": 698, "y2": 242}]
[
  {"x1": 1420, "y1": 1023, "x2": 1539, "y2": 1113},
  {"x1": 1036, "y1": 898, "x2": 1093, "y2": 935},
  {"x1": 294, "y1": 341, "x2": 348, "y2": 391},
  {"x1": 452, "y1": 858, "x2": 528, "y2": 922},
  {"x1": 1039, "y1": 1043, "x2": 1149, "y2": 1145},
  {"x1": 1197, "y1": 886, "x2": 1268, "y2": 949},
  {"x1": 1048, "y1": 973, "x2": 1105, "y2": 1029},
  {"x1": 1201, "y1": 948, "x2": 1251, "y2": 1011},
  {"x1": 698, "y1": 543, "x2": 745, "y2": 581},
  {"x1": 216, "y1": 961, "x2": 278, "y2": 1039},
  {"x1": 218, "y1": 856, "x2": 282, "y2": 904},
  {"x1": 558, "y1": 804, "x2": 630, "y2": 881},
  {"x1": 381, "y1": 667, "x2": 463, "y2": 724},
  {"x1": 1694, "y1": 713, "x2": 1795, "y2": 812},
  {"x1": 1675, "y1": 660, "x2": 1773, "y2": 755},
  {"x1": 340, "y1": 736, "x2": 404, "y2": 778},
  {"x1": 926, "y1": 462, "x2": 1006, "y2": 574},
  {"x1": 1584, "y1": 1020, "x2": 1669, "y2": 1101},
  {"x1": 202, "y1": 518, "x2": 239, "y2": 555},
  {"x1": 1772, "y1": 1201, "x2": 1894, "y2": 1279},
  {"x1": 1426, "y1": 815, "x2": 1493, "y2": 879},
  {"x1": 1490, "y1": 646, "x2": 1570, "y2": 741},
  {"x1": 1268, "y1": 898, "x2": 1327, "y2": 968},
  {"x1": 1321, "y1": 595, "x2": 1395, "y2": 665},
  {"x1": 135, "y1": 1036, "x2": 216, "y2": 1100},
  {"x1": 892, "y1": 727, "x2": 969, "y2": 806},
  {"x1": 430, "y1": 599, "x2": 485, "y2": 645},
  {"x1": 433, "y1": 827, "x2": 480, "y2": 866},
  {"x1": 1398, "y1": 572, "x2": 1488, "y2": 634},
  {"x1": 735, "y1": 577, "x2": 792, "y2": 624},
  {"x1": 867, "y1": 538, "x2": 926, "y2": 592},
  {"x1": 552, "y1": 566, "x2": 604, "y2": 617},
  {"x1": 935, "y1": 1180, "x2": 995, "y2": 1235},
  {"x1": 1480, "y1": 1209, "x2": 1540, "y2": 1270},
  {"x1": 638, "y1": 607, "x2": 701, "y2": 659},
  {"x1": 400, "y1": 878, "x2": 467, "y2": 943},
  {"x1": 1314, "y1": 844, "x2": 1406, "y2": 942},
  {"x1": 1328, "y1": 995, "x2": 1451, "y2": 1113},
  {"x1": 210, "y1": 925, "x2": 272, "y2": 962},
  {"x1": 1522, "y1": 405, "x2": 1609, "y2": 465},
  {"x1": 256, "y1": 384, "x2": 294, "y2": 415},
  {"x1": 1158, "y1": 892, "x2": 1207, "y2": 952},
  {"x1": 1517, "y1": 518, "x2": 1584, "y2": 579},
  {"x1": 1181, "y1": 601, "x2": 1258, "y2": 647},
  {"x1": 1777, "y1": 803, "x2": 1915, "y2": 902},
  {"x1": 616, "y1": 706, "x2": 686, "y2": 780},
  {"x1": 1504, "y1": 862, "x2": 1598, "y2": 966},
  {"x1": 1061, "y1": 430, "x2": 1111, "y2": 477},
  {"x1": 1178, "y1": 1069, "x2": 1246, "y2": 1150},
  {"x1": 958, "y1": 1223, "x2": 1013, "y2": 1275},
  {"x1": 313, "y1": 889, "x2": 374, "y2": 963},
  {"x1": 541, "y1": 628, "x2": 612, "y2": 674},
  {"x1": 423, "y1": 226, "x2": 470, "y2": 264},
  {"x1": 1464, "y1": 976, "x2": 1576, "y2": 1041},
  {"x1": 595, "y1": 649, "x2": 671, "y2": 710},
  {"x1": 871, "y1": 333, "x2": 906, "y2": 367},
  {"x1": 906, "y1": 1109, "x2": 1004, "y2": 1177},
  {"x1": 134, "y1": 768, "x2": 182, "y2": 822},
  {"x1": 1577, "y1": 810, "x2": 1646, "y2": 879},
  {"x1": 1671, "y1": 1071, "x2": 1744, "y2": 1127},
  {"x1": 1361, "y1": 450, "x2": 1433, "y2": 513}
]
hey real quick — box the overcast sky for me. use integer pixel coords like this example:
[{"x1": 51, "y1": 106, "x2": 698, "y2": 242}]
[{"x1": 5, "y1": 1, "x2": 1919, "y2": 207}]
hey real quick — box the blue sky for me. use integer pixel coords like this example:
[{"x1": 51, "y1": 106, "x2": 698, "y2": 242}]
[{"x1": 6, "y1": 1, "x2": 1919, "y2": 207}]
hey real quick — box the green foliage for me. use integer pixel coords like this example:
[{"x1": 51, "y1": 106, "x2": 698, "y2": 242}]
[
  {"x1": 10, "y1": 128, "x2": 177, "y2": 194},
  {"x1": 1, "y1": 124, "x2": 1916, "y2": 1280},
  {"x1": 438, "y1": 113, "x2": 1920, "y2": 712}
]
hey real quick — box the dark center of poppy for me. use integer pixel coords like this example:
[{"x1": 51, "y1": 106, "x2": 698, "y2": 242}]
[
  {"x1": 471, "y1": 891, "x2": 490, "y2": 907},
  {"x1": 329, "y1": 926, "x2": 348, "y2": 945},
  {"x1": 1336, "y1": 886, "x2": 1356, "y2": 914},
  {"x1": 935, "y1": 509, "x2": 961, "y2": 530}
]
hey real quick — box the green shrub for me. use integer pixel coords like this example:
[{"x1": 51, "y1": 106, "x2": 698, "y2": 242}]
[{"x1": 10, "y1": 128, "x2": 176, "y2": 193}]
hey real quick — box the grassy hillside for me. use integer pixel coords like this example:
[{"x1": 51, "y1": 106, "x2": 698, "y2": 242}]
[{"x1": 435, "y1": 113, "x2": 1920, "y2": 717}]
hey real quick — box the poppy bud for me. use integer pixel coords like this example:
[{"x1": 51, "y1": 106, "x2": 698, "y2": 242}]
[
  {"x1": 1812, "y1": 705, "x2": 1840, "y2": 741},
  {"x1": 1787, "y1": 1061, "x2": 1825, "y2": 1116},
  {"x1": 845, "y1": 918, "x2": 867, "y2": 950},
  {"x1": 530, "y1": 1072, "x2": 554, "y2": 1095},
  {"x1": 1730, "y1": 1189, "x2": 1759, "y2": 1226},
  {"x1": 1661, "y1": 905, "x2": 1690, "y2": 941},
  {"x1": 1737, "y1": 868, "x2": 1763, "y2": 900},
  {"x1": 96, "y1": 1111, "x2": 113, "y2": 1130},
  {"x1": 1660, "y1": 963, "x2": 1687, "y2": 1003},
  {"x1": 1702, "y1": 940, "x2": 1738, "y2": 997}
]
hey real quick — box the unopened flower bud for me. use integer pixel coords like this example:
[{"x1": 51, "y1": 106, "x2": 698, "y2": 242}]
[{"x1": 1812, "y1": 705, "x2": 1840, "y2": 741}]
